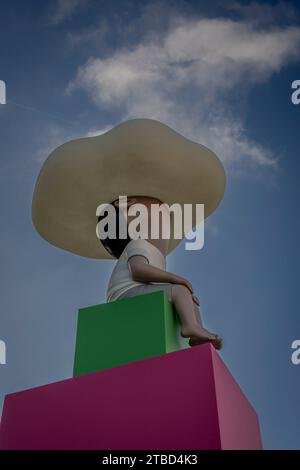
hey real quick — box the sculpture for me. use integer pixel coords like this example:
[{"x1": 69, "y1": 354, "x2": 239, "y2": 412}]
[{"x1": 32, "y1": 119, "x2": 226, "y2": 349}]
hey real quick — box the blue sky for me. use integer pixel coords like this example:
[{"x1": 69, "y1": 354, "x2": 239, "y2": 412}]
[{"x1": 0, "y1": 0, "x2": 300, "y2": 449}]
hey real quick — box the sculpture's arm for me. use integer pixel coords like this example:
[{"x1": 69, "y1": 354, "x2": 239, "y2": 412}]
[{"x1": 129, "y1": 255, "x2": 194, "y2": 294}]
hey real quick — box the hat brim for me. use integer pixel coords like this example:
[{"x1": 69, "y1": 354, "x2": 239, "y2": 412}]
[{"x1": 32, "y1": 119, "x2": 226, "y2": 259}]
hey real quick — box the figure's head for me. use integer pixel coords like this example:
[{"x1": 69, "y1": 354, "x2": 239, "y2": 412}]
[{"x1": 98, "y1": 195, "x2": 164, "y2": 258}]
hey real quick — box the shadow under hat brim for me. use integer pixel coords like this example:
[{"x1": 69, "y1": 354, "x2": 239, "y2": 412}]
[{"x1": 32, "y1": 118, "x2": 226, "y2": 259}]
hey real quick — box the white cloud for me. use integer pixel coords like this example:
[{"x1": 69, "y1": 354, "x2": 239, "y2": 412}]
[
  {"x1": 86, "y1": 125, "x2": 113, "y2": 137},
  {"x1": 67, "y1": 19, "x2": 108, "y2": 48},
  {"x1": 67, "y1": 7, "x2": 300, "y2": 171},
  {"x1": 34, "y1": 127, "x2": 76, "y2": 162},
  {"x1": 49, "y1": 0, "x2": 88, "y2": 25},
  {"x1": 34, "y1": 125, "x2": 114, "y2": 163}
]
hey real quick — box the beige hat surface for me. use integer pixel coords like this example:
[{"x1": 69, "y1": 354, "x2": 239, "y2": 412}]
[{"x1": 32, "y1": 118, "x2": 226, "y2": 259}]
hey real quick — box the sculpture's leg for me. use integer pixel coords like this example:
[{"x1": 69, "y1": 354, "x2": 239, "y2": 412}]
[
  {"x1": 192, "y1": 300, "x2": 203, "y2": 327},
  {"x1": 171, "y1": 284, "x2": 222, "y2": 350}
]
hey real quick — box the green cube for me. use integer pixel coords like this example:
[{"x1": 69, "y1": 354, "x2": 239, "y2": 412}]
[{"x1": 73, "y1": 291, "x2": 189, "y2": 377}]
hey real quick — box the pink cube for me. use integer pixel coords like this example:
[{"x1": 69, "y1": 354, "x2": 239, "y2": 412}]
[{"x1": 0, "y1": 344, "x2": 262, "y2": 450}]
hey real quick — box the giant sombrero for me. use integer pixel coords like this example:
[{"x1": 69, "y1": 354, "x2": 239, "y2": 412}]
[{"x1": 32, "y1": 118, "x2": 226, "y2": 259}]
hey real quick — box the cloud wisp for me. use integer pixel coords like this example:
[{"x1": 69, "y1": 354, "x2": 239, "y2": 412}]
[
  {"x1": 67, "y1": 6, "x2": 300, "y2": 171},
  {"x1": 49, "y1": 0, "x2": 89, "y2": 25}
]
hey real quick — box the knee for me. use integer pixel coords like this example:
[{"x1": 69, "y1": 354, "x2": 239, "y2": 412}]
[{"x1": 171, "y1": 284, "x2": 191, "y2": 301}]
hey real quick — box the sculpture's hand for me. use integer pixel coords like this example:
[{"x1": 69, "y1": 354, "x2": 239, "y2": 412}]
[
  {"x1": 129, "y1": 256, "x2": 196, "y2": 297},
  {"x1": 176, "y1": 277, "x2": 194, "y2": 295}
]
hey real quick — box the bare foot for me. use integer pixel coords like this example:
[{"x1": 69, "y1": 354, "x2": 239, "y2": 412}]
[
  {"x1": 181, "y1": 325, "x2": 223, "y2": 350},
  {"x1": 189, "y1": 335, "x2": 223, "y2": 350}
]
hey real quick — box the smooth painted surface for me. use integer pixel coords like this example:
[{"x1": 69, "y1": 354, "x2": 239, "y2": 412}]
[
  {"x1": 0, "y1": 344, "x2": 261, "y2": 450},
  {"x1": 212, "y1": 349, "x2": 263, "y2": 449},
  {"x1": 73, "y1": 291, "x2": 188, "y2": 376}
]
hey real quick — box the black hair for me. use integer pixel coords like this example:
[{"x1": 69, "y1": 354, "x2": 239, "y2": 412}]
[{"x1": 97, "y1": 204, "x2": 131, "y2": 259}]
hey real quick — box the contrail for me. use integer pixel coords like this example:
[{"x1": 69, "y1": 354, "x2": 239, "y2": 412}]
[{"x1": 6, "y1": 100, "x2": 78, "y2": 128}]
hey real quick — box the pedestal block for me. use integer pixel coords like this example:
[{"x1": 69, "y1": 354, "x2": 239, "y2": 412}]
[
  {"x1": 73, "y1": 291, "x2": 188, "y2": 377},
  {"x1": 0, "y1": 344, "x2": 262, "y2": 450}
]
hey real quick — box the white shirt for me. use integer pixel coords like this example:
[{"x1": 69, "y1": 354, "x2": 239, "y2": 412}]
[{"x1": 106, "y1": 239, "x2": 166, "y2": 302}]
